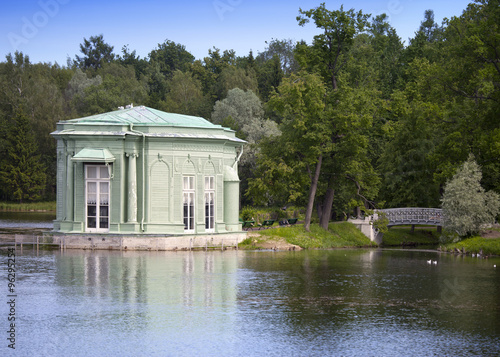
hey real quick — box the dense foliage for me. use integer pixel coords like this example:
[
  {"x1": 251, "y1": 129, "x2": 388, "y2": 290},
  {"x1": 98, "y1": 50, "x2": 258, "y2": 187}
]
[{"x1": 0, "y1": 1, "x2": 498, "y2": 234}]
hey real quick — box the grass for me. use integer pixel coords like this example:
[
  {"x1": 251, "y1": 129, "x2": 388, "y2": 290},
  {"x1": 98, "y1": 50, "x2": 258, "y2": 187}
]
[
  {"x1": 252, "y1": 222, "x2": 377, "y2": 249},
  {"x1": 382, "y1": 227, "x2": 440, "y2": 246},
  {"x1": 240, "y1": 206, "x2": 304, "y2": 224},
  {"x1": 0, "y1": 201, "x2": 56, "y2": 212},
  {"x1": 441, "y1": 236, "x2": 500, "y2": 256}
]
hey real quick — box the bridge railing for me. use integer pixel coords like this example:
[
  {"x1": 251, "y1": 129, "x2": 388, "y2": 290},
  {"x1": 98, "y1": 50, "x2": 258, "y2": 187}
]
[{"x1": 378, "y1": 208, "x2": 443, "y2": 226}]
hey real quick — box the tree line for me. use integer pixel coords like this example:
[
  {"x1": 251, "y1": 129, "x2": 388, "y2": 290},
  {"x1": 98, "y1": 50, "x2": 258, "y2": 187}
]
[{"x1": 0, "y1": 0, "x2": 498, "y2": 231}]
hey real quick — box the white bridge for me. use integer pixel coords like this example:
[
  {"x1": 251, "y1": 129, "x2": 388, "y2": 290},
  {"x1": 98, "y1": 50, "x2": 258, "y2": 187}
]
[
  {"x1": 379, "y1": 208, "x2": 443, "y2": 227},
  {"x1": 348, "y1": 207, "x2": 443, "y2": 243}
]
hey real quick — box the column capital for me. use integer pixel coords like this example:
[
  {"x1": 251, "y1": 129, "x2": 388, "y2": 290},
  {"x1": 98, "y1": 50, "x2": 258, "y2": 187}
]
[{"x1": 126, "y1": 152, "x2": 139, "y2": 158}]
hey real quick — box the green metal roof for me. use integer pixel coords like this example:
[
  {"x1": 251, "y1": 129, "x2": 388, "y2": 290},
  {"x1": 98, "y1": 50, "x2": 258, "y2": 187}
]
[
  {"x1": 72, "y1": 148, "x2": 115, "y2": 163},
  {"x1": 63, "y1": 106, "x2": 221, "y2": 128}
]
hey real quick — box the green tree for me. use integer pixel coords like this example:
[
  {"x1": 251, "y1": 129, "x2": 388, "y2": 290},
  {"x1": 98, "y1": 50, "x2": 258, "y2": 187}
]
[
  {"x1": 74, "y1": 34, "x2": 115, "y2": 70},
  {"x1": 212, "y1": 88, "x2": 279, "y2": 204},
  {"x1": 160, "y1": 70, "x2": 209, "y2": 117},
  {"x1": 441, "y1": 155, "x2": 500, "y2": 237},
  {"x1": 257, "y1": 38, "x2": 298, "y2": 75},
  {"x1": 261, "y1": 72, "x2": 329, "y2": 231},
  {"x1": 0, "y1": 52, "x2": 65, "y2": 199},
  {"x1": 434, "y1": 0, "x2": 500, "y2": 193},
  {"x1": 77, "y1": 63, "x2": 148, "y2": 115},
  {"x1": 0, "y1": 107, "x2": 46, "y2": 202},
  {"x1": 118, "y1": 45, "x2": 148, "y2": 79},
  {"x1": 256, "y1": 54, "x2": 283, "y2": 102},
  {"x1": 317, "y1": 85, "x2": 381, "y2": 227},
  {"x1": 213, "y1": 66, "x2": 258, "y2": 99},
  {"x1": 148, "y1": 40, "x2": 195, "y2": 78},
  {"x1": 368, "y1": 13, "x2": 404, "y2": 98},
  {"x1": 296, "y1": 3, "x2": 370, "y2": 90}
]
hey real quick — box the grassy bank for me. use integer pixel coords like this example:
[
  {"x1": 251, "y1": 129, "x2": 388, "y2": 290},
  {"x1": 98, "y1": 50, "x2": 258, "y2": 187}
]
[
  {"x1": 441, "y1": 237, "x2": 500, "y2": 256},
  {"x1": 0, "y1": 201, "x2": 56, "y2": 212},
  {"x1": 381, "y1": 227, "x2": 440, "y2": 247},
  {"x1": 240, "y1": 222, "x2": 377, "y2": 249}
]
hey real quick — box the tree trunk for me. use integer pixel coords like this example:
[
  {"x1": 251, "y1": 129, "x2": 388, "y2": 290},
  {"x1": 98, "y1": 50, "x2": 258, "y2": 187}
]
[
  {"x1": 316, "y1": 202, "x2": 323, "y2": 224},
  {"x1": 304, "y1": 154, "x2": 323, "y2": 232},
  {"x1": 320, "y1": 187, "x2": 335, "y2": 230}
]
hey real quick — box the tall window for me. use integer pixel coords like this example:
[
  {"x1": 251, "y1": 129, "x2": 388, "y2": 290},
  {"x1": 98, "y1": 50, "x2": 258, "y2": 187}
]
[
  {"x1": 183, "y1": 176, "x2": 195, "y2": 232},
  {"x1": 86, "y1": 165, "x2": 110, "y2": 232},
  {"x1": 205, "y1": 176, "x2": 215, "y2": 232}
]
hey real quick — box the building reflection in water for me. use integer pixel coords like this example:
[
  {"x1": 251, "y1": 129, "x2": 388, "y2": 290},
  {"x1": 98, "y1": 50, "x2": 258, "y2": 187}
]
[{"x1": 55, "y1": 250, "x2": 240, "y2": 334}]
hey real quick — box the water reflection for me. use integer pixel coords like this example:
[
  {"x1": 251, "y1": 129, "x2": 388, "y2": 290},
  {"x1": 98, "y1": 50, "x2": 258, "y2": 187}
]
[
  {"x1": 237, "y1": 250, "x2": 500, "y2": 356},
  {"x1": 0, "y1": 211, "x2": 55, "y2": 229},
  {"x1": 2, "y1": 249, "x2": 499, "y2": 356}
]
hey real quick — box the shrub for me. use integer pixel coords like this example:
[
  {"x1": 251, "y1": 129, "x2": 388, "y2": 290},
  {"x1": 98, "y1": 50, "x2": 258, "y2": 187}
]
[{"x1": 441, "y1": 155, "x2": 500, "y2": 237}]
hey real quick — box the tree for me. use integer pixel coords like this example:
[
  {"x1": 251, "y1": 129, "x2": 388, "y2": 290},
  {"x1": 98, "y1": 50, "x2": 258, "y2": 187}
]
[
  {"x1": 0, "y1": 107, "x2": 46, "y2": 202},
  {"x1": 257, "y1": 38, "x2": 298, "y2": 75},
  {"x1": 76, "y1": 63, "x2": 147, "y2": 115},
  {"x1": 377, "y1": 89, "x2": 442, "y2": 208},
  {"x1": 368, "y1": 14, "x2": 404, "y2": 98},
  {"x1": 262, "y1": 72, "x2": 329, "y2": 231},
  {"x1": 0, "y1": 52, "x2": 65, "y2": 199},
  {"x1": 161, "y1": 70, "x2": 209, "y2": 117},
  {"x1": 435, "y1": 0, "x2": 500, "y2": 193},
  {"x1": 213, "y1": 66, "x2": 258, "y2": 99},
  {"x1": 118, "y1": 45, "x2": 148, "y2": 79},
  {"x1": 212, "y1": 88, "x2": 280, "y2": 206},
  {"x1": 148, "y1": 40, "x2": 195, "y2": 78},
  {"x1": 256, "y1": 54, "x2": 283, "y2": 102},
  {"x1": 296, "y1": 3, "x2": 370, "y2": 90},
  {"x1": 66, "y1": 68, "x2": 103, "y2": 100},
  {"x1": 75, "y1": 34, "x2": 115, "y2": 70},
  {"x1": 441, "y1": 155, "x2": 500, "y2": 237}
]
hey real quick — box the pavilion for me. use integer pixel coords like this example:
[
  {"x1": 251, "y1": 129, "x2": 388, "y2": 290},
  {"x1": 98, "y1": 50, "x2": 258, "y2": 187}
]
[{"x1": 50, "y1": 105, "x2": 246, "y2": 250}]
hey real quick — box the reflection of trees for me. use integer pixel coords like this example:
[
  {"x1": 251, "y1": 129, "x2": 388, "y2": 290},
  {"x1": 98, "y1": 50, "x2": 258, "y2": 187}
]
[
  {"x1": 238, "y1": 250, "x2": 500, "y2": 342},
  {"x1": 431, "y1": 255, "x2": 500, "y2": 335}
]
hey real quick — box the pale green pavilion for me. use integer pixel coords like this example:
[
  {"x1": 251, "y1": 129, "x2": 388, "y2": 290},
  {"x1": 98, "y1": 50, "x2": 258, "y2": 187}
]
[{"x1": 51, "y1": 105, "x2": 246, "y2": 249}]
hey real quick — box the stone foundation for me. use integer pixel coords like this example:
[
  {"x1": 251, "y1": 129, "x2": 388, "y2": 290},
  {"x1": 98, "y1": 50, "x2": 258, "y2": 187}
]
[
  {"x1": 46, "y1": 232, "x2": 247, "y2": 251},
  {"x1": 347, "y1": 217, "x2": 383, "y2": 244}
]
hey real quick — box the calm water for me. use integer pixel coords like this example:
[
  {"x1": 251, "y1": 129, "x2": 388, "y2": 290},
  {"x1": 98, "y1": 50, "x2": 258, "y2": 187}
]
[
  {"x1": 0, "y1": 211, "x2": 55, "y2": 229},
  {"x1": 1, "y1": 248, "x2": 499, "y2": 357}
]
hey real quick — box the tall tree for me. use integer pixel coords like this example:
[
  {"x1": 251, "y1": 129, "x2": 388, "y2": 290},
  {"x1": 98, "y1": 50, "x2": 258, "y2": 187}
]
[
  {"x1": 118, "y1": 45, "x2": 148, "y2": 79},
  {"x1": 368, "y1": 14, "x2": 404, "y2": 98},
  {"x1": 0, "y1": 107, "x2": 46, "y2": 202},
  {"x1": 296, "y1": 3, "x2": 370, "y2": 90},
  {"x1": 161, "y1": 70, "x2": 209, "y2": 117},
  {"x1": 433, "y1": 0, "x2": 500, "y2": 193},
  {"x1": 0, "y1": 52, "x2": 65, "y2": 199},
  {"x1": 294, "y1": 3, "x2": 377, "y2": 228},
  {"x1": 148, "y1": 40, "x2": 195, "y2": 78},
  {"x1": 75, "y1": 34, "x2": 115, "y2": 70},
  {"x1": 264, "y1": 72, "x2": 329, "y2": 231},
  {"x1": 257, "y1": 38, "x2": 298, "y2": 75}
]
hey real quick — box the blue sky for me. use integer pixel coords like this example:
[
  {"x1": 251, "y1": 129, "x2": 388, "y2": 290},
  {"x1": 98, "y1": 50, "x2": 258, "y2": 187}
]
[{"x1": 1, "y1": 0, "x2": 473, "y2": 66}]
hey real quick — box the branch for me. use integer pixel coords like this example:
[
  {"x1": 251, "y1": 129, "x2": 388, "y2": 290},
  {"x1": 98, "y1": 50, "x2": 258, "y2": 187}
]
[{"x1": 345, "y1": 174, "x2": 376, "y2": 209}]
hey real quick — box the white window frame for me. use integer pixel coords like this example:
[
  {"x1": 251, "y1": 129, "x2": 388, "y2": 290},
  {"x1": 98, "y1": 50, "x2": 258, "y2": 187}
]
[
  {"x1": 205, "y1": 176, "x2": 215, "y2": 232},
  {"x1": 183, "y1": 176, "x2": 195, "y2": 233},
  {"x1": 85, "y1": 165, "x2": 110, "y2": 233}
]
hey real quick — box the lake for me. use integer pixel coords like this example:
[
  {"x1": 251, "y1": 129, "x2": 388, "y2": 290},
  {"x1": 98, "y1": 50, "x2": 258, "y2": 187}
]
[
  {"x1": 1, "y1": 247, "x2": 499, "y2": 357},
  {"x1": 0, "y1": 211, "x2": 55, "y2": 230}
]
